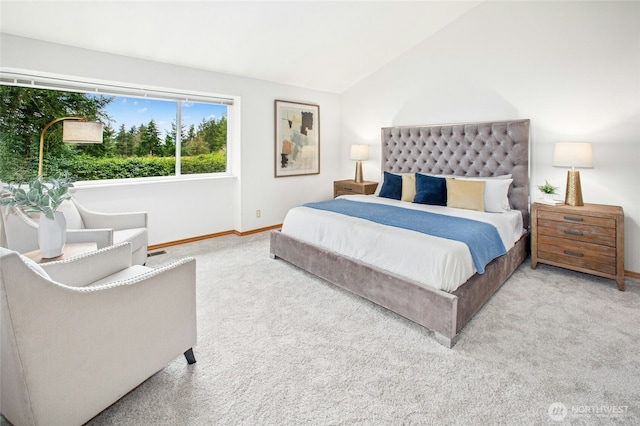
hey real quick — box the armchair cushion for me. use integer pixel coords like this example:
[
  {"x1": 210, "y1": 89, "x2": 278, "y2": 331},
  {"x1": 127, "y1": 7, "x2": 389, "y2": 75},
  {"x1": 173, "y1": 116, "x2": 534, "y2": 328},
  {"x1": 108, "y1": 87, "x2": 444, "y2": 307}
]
[
  {"x1": 88, "y1": 264, "x2": 152, "y2": 287},
  {"x1": 41, "y1": 242, "x2": 133, "y2": 287}
]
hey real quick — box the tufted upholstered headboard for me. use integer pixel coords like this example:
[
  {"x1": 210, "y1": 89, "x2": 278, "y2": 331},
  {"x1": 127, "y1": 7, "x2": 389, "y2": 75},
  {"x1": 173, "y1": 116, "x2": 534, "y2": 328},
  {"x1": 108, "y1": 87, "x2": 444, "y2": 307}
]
[{"x1": 381, "y1": 119, "x2": 530, "y2": 228}]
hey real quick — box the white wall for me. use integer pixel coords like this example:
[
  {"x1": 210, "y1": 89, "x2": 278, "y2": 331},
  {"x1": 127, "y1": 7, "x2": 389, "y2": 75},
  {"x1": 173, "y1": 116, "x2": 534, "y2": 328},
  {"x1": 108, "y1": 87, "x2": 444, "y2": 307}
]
[
  {"x1": 341, "y1": 1, "x2": 640, "y2": 273},
  {"x1": 0, "y1": 34, "x2": 342, "y2": 245}
]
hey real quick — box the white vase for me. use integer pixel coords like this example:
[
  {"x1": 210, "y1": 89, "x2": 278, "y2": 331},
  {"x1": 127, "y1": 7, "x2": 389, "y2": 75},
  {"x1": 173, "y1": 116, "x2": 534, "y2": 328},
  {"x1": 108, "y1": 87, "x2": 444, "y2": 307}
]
[{"x1": 39, "y1": 211, "x2": 67, "y2": 258}]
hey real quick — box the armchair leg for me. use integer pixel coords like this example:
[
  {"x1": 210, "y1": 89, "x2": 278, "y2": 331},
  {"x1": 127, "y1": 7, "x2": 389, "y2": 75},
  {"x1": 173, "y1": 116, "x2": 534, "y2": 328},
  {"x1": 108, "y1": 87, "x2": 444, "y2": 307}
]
[{"x1": 184, "y1": 348, "x2": 196, "y2": 364}]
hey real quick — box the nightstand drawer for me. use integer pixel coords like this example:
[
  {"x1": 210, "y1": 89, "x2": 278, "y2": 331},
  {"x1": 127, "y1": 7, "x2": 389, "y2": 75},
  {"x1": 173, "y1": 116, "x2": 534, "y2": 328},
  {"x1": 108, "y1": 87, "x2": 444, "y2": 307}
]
[
  {"x1": 537, "y1": 219, "x2": 616, "y2": 247},
  {"x1": 537, "y1": 235, "x2": 616, "y2": 275},
  {"x1": 537, "y1": 210, "x2": 615, "y2": 229},
  {"x1": 333, "y1": 179, "x2": 378, "y2": 198},
  {"x1": 336, "y1": 183, "x2": 357, "y2": 192}
]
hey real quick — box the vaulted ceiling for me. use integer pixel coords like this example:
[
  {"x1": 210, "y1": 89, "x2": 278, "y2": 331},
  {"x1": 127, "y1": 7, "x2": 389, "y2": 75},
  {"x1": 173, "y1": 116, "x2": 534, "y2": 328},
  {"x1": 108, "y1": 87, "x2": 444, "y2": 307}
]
[{"x1": 0, "y1": 1, "x2": 481, "y2": 93}]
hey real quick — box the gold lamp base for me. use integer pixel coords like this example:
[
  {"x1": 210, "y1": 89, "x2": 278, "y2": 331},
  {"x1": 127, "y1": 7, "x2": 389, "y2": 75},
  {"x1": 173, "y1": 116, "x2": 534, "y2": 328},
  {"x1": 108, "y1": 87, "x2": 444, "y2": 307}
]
[
  {"x1": 354, "y1": 160, "x2": 364, "y2": 183},
  {"x1": 564, "y1": 170, "x2": 584, "y2": 206}
]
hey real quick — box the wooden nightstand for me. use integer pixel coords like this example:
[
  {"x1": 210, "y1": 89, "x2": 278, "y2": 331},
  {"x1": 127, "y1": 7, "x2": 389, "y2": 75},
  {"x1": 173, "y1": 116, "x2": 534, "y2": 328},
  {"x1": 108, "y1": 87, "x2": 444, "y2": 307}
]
[
  {"x1": 333, "y1": 179, "x2": 378, "y2": 198},
  {"x1": 531, "y1": 203, "x2": 625, "y2": 291}
]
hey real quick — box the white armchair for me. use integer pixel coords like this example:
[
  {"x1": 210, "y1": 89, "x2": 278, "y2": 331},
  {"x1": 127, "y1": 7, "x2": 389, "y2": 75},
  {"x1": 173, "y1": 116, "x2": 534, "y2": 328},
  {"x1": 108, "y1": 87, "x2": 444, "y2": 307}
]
[
  {"x1": 0, "y1": 243, "x2": 197, "y2": 426},
  {"x1": 1, "y1": 197, "x2": 148, "y2": 265}
]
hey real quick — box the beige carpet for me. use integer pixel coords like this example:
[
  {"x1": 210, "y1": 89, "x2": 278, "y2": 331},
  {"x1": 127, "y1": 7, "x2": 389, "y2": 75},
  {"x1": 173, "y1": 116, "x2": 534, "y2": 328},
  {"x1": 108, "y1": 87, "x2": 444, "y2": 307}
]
[{"x1": 86, "y1": 232, "x2": 639, "y2": 425}]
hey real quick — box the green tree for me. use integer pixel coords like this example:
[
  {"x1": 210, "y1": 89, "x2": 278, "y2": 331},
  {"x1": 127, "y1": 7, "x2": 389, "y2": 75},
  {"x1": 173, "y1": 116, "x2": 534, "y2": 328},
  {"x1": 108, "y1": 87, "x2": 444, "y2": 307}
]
[
  {"x1": 0, "y1": 86, "x2": 111, "y2": 181},
  {"x1": 114, "y1": 124, "x2": 135, "y2": 157},
  {"x1": 183, "y1": 134, "x2": 210, "y2": 156},
  {"x1": 212, "y1": 116, "x2": 227, "y2": 152},
  {"x1": 186, "y1": 124, "x2": 196, "y2": 141},
  {"x1": 163, "y1": 134, "x2": 176, "y2": 157},
  {"x1": 198, "y1": 116, "x2": 227, "y2": 153},
  {"x1": 162, "y1": 121, "x2": 186, "y2": 157},
  {"x1": 135, "y1": 120, "x2": 162, "y2": 156}
]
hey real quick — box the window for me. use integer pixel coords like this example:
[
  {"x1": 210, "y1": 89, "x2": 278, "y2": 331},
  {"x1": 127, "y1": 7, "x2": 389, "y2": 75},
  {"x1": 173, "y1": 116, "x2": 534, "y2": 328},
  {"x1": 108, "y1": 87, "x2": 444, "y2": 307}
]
[{"x1": 0, "y1": 72, "x2": 232, "y2": 182}]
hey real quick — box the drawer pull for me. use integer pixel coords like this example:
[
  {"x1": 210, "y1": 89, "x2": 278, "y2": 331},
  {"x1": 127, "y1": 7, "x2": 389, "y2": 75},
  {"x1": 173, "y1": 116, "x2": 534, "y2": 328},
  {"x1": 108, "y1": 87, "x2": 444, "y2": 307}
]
[
  {"x1": 564, "y1": 216, "x2": 584, "y2": 222},
  {"x1": 564, "y1": 250, "x2": 584, "y2": 257},
  {"x1": 563, "y1": 230, "x2": 584, "y2": 236},
  {"x1": 342, "y1": 187, "x2": 353, "y2": 191}
]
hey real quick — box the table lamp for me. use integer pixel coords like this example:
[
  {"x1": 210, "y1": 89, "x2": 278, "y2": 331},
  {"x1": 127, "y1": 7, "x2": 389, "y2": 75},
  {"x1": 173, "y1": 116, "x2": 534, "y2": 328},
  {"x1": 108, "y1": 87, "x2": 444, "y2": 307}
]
[
  {"x1": 553, "y1": 142, "x2": 593, "y2": 206},
  {"x1": 350, "y1": 144, "x2": 369, "y2": 183}
]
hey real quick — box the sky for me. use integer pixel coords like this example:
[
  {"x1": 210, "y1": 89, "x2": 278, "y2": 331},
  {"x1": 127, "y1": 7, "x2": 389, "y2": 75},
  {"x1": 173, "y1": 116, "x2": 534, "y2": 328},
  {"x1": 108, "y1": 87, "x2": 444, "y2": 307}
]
[{"x1": 94, "y1": 95, "x2": 227, "y2": 138}]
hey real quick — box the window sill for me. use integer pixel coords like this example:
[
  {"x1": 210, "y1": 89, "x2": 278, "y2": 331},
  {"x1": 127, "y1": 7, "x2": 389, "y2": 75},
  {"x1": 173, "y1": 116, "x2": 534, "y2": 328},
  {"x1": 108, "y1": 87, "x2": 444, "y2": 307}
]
[{"x1": 72, "y1": 173, "x2": 236, "y2": 190}]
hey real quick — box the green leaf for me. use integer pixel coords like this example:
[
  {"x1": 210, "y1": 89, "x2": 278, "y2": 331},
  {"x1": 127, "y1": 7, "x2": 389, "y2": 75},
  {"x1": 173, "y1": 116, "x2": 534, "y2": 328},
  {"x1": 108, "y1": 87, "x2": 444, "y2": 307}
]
[
  {"x1": 0, "y1": 173, "x2": 75, "y2": 215},
  {"x1": 41, "y1": 207, "x2": 55, "y2": 220}
]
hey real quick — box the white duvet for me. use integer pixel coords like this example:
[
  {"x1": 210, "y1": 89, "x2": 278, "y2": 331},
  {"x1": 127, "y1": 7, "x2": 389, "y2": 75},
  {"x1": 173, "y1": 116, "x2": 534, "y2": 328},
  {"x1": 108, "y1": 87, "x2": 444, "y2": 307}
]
[{"x1": 281, "y1": 195, "x2": 525, "y2": 292}]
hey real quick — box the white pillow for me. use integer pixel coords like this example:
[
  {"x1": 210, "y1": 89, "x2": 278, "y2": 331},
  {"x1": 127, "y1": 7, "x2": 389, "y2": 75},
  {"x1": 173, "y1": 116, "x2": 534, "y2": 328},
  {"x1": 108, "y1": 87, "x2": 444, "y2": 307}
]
[
  {"x1": 456, "y1": 177, "x2": 513, "y2": 213},
  {"x1": 484, "y1": 179, "x2": 513, "y2": 212}
]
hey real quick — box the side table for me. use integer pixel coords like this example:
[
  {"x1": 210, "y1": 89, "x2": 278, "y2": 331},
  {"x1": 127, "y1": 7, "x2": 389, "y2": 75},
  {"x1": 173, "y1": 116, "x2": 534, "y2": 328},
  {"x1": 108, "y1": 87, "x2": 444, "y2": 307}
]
[
  {"x1": 24, "y1": 242, "x2": 98, "y2": 263},
  {"x1": 531, "y1": 202, "x2": 624, "y2": 290}
]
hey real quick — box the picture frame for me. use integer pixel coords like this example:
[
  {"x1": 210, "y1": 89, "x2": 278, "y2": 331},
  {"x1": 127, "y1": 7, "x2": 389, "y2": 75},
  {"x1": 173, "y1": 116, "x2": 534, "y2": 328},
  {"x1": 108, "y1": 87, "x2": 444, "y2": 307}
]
[{"x1": 274, "y1": 100, "x2": 320, "y2": 177}]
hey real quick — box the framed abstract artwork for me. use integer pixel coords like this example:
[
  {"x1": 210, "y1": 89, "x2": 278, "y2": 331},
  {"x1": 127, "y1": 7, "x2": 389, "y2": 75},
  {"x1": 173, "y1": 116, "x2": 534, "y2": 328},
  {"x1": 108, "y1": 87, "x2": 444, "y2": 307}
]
[{"x1": 274, "y1": 100, "x2": 320, "y2": 177}]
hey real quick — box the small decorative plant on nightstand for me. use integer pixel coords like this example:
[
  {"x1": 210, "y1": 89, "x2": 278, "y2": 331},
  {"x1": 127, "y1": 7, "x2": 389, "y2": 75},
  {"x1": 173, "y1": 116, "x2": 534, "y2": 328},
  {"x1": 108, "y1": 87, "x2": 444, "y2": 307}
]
[
  {"x1": 537, "y1": 180, "x2": 558, "y2": 196},
  {"x1": 536, "y1": 180, "x2": 563, "y2": 205}
]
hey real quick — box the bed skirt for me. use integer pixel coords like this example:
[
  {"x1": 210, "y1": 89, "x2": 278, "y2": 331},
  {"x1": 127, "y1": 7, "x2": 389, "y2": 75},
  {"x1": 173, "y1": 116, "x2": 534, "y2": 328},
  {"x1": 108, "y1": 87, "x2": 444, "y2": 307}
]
[{"x1": 270, "y1": 230, "x2": 529, "y2": 347}]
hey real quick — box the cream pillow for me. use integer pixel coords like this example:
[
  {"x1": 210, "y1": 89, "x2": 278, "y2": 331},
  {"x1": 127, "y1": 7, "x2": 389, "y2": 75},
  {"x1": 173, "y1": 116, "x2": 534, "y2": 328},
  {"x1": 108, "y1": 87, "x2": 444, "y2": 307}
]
[
  {"x1": 446, "y1": 178, "x2": 485, "y2": 211},
  {"x1": 401, "y1": 174, "x2": 416, "y2": 202}
]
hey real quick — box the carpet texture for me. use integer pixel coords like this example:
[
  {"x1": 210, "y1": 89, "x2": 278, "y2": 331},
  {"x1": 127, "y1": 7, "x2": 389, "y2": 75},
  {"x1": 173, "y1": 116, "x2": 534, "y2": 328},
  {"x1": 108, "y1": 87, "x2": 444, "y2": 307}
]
[{"x1": 84, "y1": 232, "x2": 639, "y2": 425}]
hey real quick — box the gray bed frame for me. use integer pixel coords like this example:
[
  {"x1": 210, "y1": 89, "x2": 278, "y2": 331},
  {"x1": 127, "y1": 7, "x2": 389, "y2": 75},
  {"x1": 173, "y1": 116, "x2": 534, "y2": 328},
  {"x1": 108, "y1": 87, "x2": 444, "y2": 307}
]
[{"x1": 270, "y1": 119, "x2": 530, "y2": 347}]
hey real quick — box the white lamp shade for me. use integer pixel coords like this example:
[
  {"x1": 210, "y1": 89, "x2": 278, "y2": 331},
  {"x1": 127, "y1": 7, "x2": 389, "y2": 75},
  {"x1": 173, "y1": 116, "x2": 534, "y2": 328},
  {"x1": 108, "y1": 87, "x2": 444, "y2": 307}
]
[
  {"x1": 62, "y1": 121, "x2": 103, "y2": 144},
  {"x1": 350, "y1": 144, "x2": 369, "y2": 161},
  {"x1": 553, "y1": 142, "x2": 593, "y2": 168}
]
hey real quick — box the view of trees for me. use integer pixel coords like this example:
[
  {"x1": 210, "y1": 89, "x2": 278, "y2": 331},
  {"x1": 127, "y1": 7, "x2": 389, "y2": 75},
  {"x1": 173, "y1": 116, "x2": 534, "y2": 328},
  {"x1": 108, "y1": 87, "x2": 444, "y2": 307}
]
[{"x1": 0, "y1": 86, "x2": 227, "y2": 182}]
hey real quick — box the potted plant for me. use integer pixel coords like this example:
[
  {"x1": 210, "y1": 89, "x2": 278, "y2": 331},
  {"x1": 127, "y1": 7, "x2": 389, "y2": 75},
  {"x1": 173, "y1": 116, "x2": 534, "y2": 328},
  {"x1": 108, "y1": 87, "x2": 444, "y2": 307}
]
[
  {"x1": 1, "y1": 173, "x2": 74, "y2": 258},
  {"x1": 537, "y1": 180, "x2": 559, "y2": 202}
]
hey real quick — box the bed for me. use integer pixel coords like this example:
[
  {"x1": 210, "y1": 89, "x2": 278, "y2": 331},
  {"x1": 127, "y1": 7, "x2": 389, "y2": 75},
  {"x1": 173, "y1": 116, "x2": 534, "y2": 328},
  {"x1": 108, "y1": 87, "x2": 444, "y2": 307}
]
[{"x1": 270, "y1": 119, "x2": 530, "y2": 347}]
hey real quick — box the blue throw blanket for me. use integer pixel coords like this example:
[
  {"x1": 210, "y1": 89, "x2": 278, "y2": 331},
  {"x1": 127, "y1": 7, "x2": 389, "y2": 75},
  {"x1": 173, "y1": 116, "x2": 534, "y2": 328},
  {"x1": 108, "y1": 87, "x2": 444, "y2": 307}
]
[{"x1": 303, "y1": 199, "x2": 506, "y2": 274}]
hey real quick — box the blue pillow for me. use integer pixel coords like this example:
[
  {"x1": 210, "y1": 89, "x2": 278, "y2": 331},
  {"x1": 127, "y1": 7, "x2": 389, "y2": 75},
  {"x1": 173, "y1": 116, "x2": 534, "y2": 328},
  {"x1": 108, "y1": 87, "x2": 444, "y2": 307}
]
[
  {"x1": 413, "y1": 174, "x2": 447, "y2": 206},
  {"x1": 378, "y1": 171, "x2": 402, "y2": 200}
]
